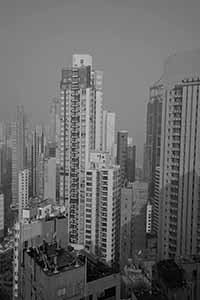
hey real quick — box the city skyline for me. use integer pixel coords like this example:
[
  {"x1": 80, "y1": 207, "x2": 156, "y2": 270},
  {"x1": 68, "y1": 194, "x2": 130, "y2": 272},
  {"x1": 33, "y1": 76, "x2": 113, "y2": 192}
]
[
  {"x1": 1, "y1": 2, "x2": 200, "y2": 299},
  {"x1": 1, "y1": 0, "x2": 200, "y2": 164}
]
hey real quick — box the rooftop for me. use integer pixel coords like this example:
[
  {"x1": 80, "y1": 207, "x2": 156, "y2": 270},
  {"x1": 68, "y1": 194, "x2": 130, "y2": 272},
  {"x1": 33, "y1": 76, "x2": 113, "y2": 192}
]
[
  {"x1": 27, "y1": 197, "x2": 52, "y2": 208},
  {"x1": 27, "y1": 242, "x2": 83, "y2": 276},
  {"x1": 78, "y1": 249, "x2": 115, "y2": 282},
  {"x1": 26, "y1": 243, "x2": 115, "y2": 281}
]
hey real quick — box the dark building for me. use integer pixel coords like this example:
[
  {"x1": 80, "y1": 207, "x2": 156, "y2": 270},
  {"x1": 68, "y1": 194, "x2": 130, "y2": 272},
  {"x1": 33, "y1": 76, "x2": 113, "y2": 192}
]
[
  {"x1": 0, "y1": 243, "x2": 13, "y2": 300},
  {"x1": 117, "y1": 131, "x2": 128, "y2": 186},
  {"x1": 120, "y1": 181, "x2": 148, "y2": 267},
  {"x1": 127, "y1": 144, "x2": 136, "y2": 183},
  {"x1": 152, "y1": 260, "x2": 191, "y2": 300},
  {"x1": 22, "y1": 242, "x2": 120, "y2": 300},
  {"x1": 143, "y1": 83, "x2": 162, "y2": 197},
  {"x1": 176, "y1": 256, "x2": 200, "y2": 300},
  {"x1": 0, "y1": 143, "x2": 12, "y2": 232},
  {"x1": 29, "y1": 126, "x2": 46, "y2": 198}
]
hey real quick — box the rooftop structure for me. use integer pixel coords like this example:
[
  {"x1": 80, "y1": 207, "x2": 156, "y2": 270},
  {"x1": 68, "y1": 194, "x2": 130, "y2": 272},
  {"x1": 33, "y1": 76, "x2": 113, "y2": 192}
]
[{"x1": 23, "y1": 242, "x2": 120, "y2": 300}]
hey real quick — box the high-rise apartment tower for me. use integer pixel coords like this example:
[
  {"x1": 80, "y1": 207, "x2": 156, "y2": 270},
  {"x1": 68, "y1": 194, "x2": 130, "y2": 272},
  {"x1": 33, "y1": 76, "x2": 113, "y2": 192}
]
[
  {"x1": 158, "y1": 49, "x2": 200, "y2": 259},
  {"x1": 59, "y1": 54, "x2": 103, "y2": 244}
]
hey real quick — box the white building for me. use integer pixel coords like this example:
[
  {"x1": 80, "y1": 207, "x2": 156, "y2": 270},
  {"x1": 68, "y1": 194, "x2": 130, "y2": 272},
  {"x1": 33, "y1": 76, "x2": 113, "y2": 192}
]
[
  {"x1": 102, "y1": 111, "x2": 116, "y2": 157},
  {"x1": 85, "y1": 152, "x2": 121, "y2": 265},
  {"x1": 146, "y1": 201, "x2": 152, "y2": 234},
  {"x1": 30, "y1": 126, "x2": 46, "y2": 198},
  {"x1": 59, "y1": 54, "x2": 103, "y2": 245},
  {"x1": 18, "y1": 169, "x2": 29, "y2": 219},
  {"x1": 128, "y1": 137, "x2": 133, "y2": 147},
  {"x1": 158, "y1": 49, "x2": 200, "y2": 259},
  {"x1": 0, "y1": 194, "x2": 4, "y2": 238}
]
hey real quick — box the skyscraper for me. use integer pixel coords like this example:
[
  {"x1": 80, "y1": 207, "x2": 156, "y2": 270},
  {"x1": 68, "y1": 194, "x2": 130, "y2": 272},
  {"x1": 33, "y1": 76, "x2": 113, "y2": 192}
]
[
  {"x1": 18, "y1": 169, "x2": 29, "y2": 219},
  {"x1": 44, "y1": 157, "x2": 56, "y2": 202},
  {"x1": 158, "y1": 49, "x2": 200, "y2": 259},
  {"x1": 131, "y1": 181, "x2": 148, "y2": 256},
  {"x1": 116, "y1": 130, "x2": 128, "y2": 186},
  {"x1": 29, "y1": 125, "x2": 46, "y2": 198},
  {"x1": 48, "y1": 98, "x2": 60, "y2": 165},
  {"x1": 85, "y1": 151, "x2": 121, "y2": 266},
  {"x1": 11, "y1": 105, "x2": 26, "y2": 207},
  {"x1": 48, "y1": 98, "x2": 60, "y2": 144},
  {"x1": 120, "y1": 184, "x2": 133, "y2": 267},
  {"x1": 152, "y1": 166, "x2": 160, "y2": 235},
  {"x1": 127, "y1": 137, "x2": 136, "y2": 183},
  {"x1": 102, "y1": 110, "x2": 116, "y2": 156},
  {"x1": 59, "y1": 54, "x2": 103, "y2": 244},
  {"x1": 143, "y1": 83, "x2": 163, "y2": 196},
  {"x1": 120, "y1": 181, "x2": 148, "y2": 266},
  {"x1": 0, "y1": 123, "x2": 12, "y2": 230},
  {"x1": 11, "y1": 121, "x2": 18, "y2": 207}
]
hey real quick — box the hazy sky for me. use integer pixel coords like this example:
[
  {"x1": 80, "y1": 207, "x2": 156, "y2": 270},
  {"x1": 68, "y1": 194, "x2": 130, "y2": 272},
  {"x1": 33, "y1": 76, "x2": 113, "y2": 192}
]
[{"x1": 0, "y1": 0, "x2": 200, "y2": 165}]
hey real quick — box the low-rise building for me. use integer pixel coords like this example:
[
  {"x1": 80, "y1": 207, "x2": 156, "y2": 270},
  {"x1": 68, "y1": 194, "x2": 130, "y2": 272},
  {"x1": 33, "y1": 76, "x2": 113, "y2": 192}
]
[
  {"x1": 0, "y1": 238, "x2": 13, "y2": 300},
  {"x1": 176, "y1": 256, "x2": 200, "y2": 300},
  {"x1": 13, "y1": 202, "x2": 68, "y2": 300},
  {"x1": 23, "y1": 243, "x2": 120, "y2": 300},
  {"x1": 152, "y1": 260, "x2": 190, "y2": 300}
]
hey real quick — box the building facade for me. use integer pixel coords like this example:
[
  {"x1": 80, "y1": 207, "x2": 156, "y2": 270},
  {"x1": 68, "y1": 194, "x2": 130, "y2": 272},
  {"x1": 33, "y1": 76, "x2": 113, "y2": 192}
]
[
  {"x1": 143, "y1": 83, "x2": 162, "y2": 196},
  {"x1": 44, "y1": 157, "x2": 57, "y2": 202},
  {"x1": 116, "y1": 131, "x2": 128, "y2": 186},
  {"x1": 13, "y1": 203, "x2": 68, "y2": 300},
  {"x1": 0, "y1": 193, "x2": 4, "y2": 239},
  {"x1": 127, "y1": 138, "x2": 136, "y2": 183},
  {"x1": 84, "y1": 152, "x2": 121, "y2": 266},
  {"x1": 0, "y1": 244, "x2": 13, "y2": 300},
  {"x1": 59, "y1": 54, "x2": 103, "y2": 245},
  {"x1": 120, "y1": 185, "x2": 133, "y2": 268},
  {"x1": 120, "y1": 181, "x2": 148, "y2": 267},
  {"x1": 102, "y1": 111, "x2": 116, "y2": 157},
  {"x1": 146, "y1": 201, "x2": 152, "y2": 234},
  {"x1": 23, "y1": 245, "x2": 120, "y2": 300},
  {"x1": 18, "y1": 169, "x2": 29, "y2": 219},
  {"x1": 131, "y1": 181, "x2": 148, "y2": 257},
  {"x1": 11, "y1": 105, "x2": 26, "y2": 207},
  {"x1": 158, "y1": 49, "x2": 200, "y2": 260},
  {"x1": 152, "y1": 166, "x2": 160, "y2": 235}
]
